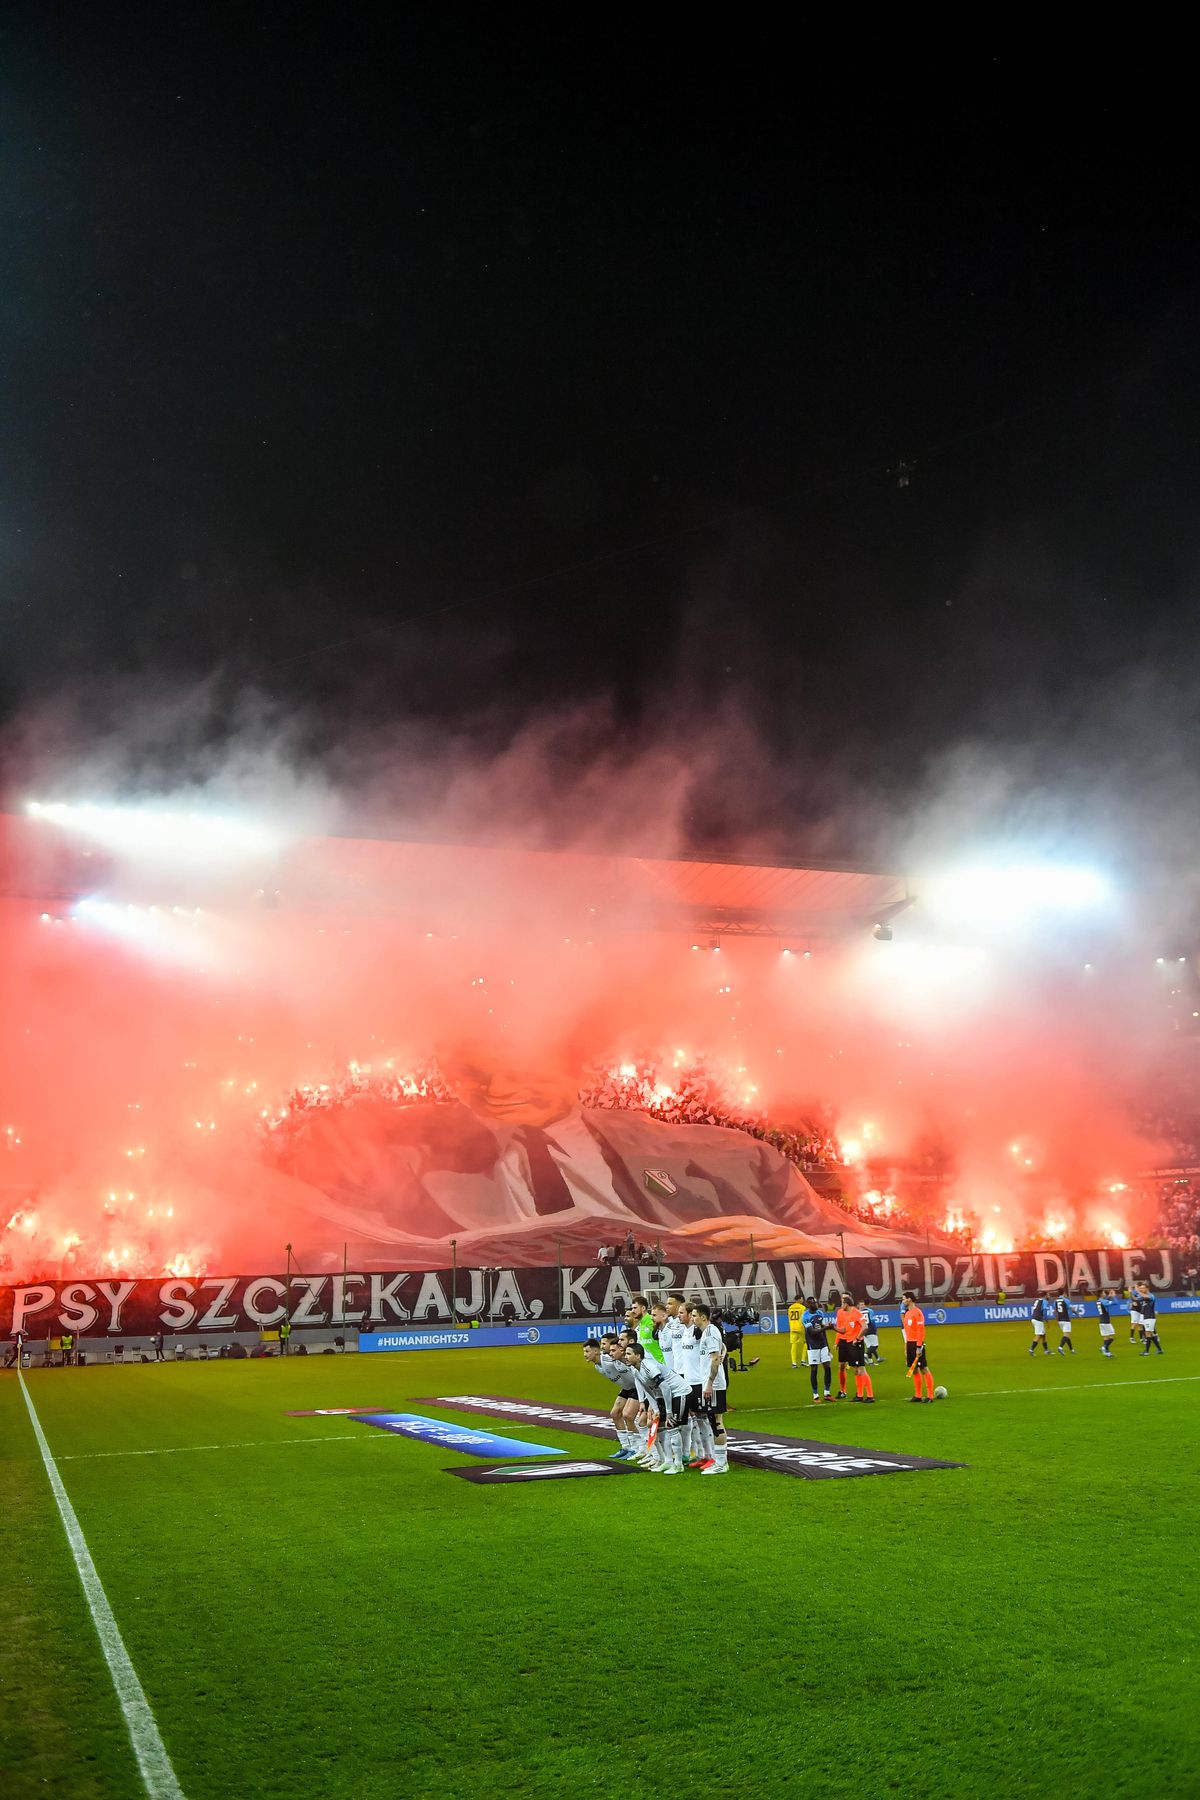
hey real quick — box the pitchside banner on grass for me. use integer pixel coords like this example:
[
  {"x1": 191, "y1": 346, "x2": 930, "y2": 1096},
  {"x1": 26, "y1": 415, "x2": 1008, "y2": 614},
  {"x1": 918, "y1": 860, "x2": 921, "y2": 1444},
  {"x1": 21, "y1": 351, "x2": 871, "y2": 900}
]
[
  {"x1": 416, "y1": 1396, "x2": 966, "y2": 1481},
  {"x1": 350, "y1": 1412, "x2": 563, "y2": 1457},
  {"x1": 0, "y1": 1247, "x2": 1184, "y2": 1336},
  {"x1": 447, "y1": 1460, "x2": 643, "y2": 1484}
]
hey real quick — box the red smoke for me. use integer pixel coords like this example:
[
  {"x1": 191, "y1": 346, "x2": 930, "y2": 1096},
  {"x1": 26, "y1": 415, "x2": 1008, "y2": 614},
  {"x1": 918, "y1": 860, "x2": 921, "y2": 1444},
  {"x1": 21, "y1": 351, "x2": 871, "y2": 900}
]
[
  {"x1": 0, "y1": 795, "x2": 1180, "y2": 1280},
  {"x1": 2, "y1": 693, "x2": 1192, "y2": 1280}
]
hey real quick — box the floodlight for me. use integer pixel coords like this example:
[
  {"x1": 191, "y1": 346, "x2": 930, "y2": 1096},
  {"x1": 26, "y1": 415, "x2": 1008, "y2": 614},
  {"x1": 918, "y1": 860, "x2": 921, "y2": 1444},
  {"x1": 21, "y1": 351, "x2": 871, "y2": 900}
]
[
  {"x1": 927, "y1": 861, "x2": 1113, "y2": 929},
  {"x1": 70, "y1": 893, "x2": 213, "y2": 969},
  {"x1": 25, "y1": 798, "x2": 280, "y2": 862}
]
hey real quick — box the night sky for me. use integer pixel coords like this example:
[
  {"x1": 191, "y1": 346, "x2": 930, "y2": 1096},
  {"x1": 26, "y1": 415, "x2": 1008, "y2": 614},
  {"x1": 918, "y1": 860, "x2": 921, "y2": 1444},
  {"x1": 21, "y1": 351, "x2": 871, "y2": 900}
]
[{"x1": 4, "y1": 18, "x2": 1200, "y2": 851}]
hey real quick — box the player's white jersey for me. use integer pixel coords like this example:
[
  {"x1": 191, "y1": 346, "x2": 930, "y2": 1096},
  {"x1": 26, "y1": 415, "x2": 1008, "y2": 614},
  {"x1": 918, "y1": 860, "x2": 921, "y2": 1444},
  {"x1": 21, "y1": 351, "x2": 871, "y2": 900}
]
[
  {"x1": 658, "y1": 1314, "x2": 684, "y2": 1373},
  {"x1": 675, "y1": 1323, "x2": 705, "y2": 1385},
  {"x1": 660, "y1": 1363, "x2": 693, "y2": 1404},
  {"x1": 633, "y1": 1360, "x2": 665, "y2": 1405},
  {"x1": 599, "y1": 1351, "x2": 635, "y2": 1389},
  {"x1": 637, "y1": 1354, "x2": 691, "y2": 1405},
  {"x1": 696, "y1": 1321, "x2": 727, "y2": 1390}
]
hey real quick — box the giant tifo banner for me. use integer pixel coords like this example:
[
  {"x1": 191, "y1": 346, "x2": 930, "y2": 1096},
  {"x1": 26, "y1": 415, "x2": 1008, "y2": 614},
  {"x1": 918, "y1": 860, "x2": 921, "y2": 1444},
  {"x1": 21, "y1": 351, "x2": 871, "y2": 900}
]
[
  {"x1": 0, "y1": 1247, "x2": 1186, "y2": 1337},
  {"x1": 251, "y1": 1097, "x2": 953, "y2": 1267}
]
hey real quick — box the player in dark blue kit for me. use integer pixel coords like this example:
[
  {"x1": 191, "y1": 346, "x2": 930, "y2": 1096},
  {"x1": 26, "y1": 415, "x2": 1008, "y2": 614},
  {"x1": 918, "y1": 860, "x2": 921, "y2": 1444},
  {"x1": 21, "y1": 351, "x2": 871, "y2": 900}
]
[
  {"x1": 1137, "y1": 1281, "x2": 1164, "y2": 1355},
  {"x1": 802, "y1": 1298, "x2": 833, "y2": 1403},
  {"x1": 1029, "y1": 1295, "x2": 1051, "y2": 1355},
  {"x1": 862, "y1": 1303, "x2": 884, "y2": 1364},
  {"x1": 1096, "y1": 1290, "x2": 1117, "y2": 1358},
  {"x1": 1054, "y1": 1293, "x2": 1076, "y2": 1354}
]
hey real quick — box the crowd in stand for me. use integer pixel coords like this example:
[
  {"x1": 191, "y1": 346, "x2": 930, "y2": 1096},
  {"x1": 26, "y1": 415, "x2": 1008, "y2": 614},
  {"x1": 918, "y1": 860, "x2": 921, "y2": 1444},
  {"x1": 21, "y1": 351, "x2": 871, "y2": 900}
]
[
  {"x1": 597, "y1": 1233, "x2": 663, "y2": 1267},
  {"x1": 1133, "y1": 1102, "x2": 1200, "y2": 1255},
  {"x1": 1155, "y1": 1177, "x2": 1200, "y2": 1259},
  {"x1": 256, "y1": 1060, "x2": 454, "y2": 1161},
  {"x1": 579, "y1": 1058, "x2": 840, "y2": 1169}
]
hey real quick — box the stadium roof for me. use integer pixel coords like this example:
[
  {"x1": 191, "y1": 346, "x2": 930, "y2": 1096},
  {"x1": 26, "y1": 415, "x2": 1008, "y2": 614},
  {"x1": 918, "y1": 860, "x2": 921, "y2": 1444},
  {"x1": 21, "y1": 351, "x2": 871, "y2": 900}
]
[{"x1": 0, "y1": 812, "x2": 910, "y2": 940}]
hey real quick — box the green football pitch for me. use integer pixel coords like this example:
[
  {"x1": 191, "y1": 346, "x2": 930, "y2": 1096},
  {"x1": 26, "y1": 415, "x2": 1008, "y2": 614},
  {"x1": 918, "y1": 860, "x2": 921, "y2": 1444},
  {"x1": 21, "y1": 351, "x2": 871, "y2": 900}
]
[{"x1": 4, "y1": 1321, "x2": 1199, "y2": 1800}]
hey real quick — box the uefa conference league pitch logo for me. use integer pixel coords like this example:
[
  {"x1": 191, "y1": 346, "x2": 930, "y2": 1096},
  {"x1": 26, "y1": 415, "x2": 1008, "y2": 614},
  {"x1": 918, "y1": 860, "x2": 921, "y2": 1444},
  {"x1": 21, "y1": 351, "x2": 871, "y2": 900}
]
[
  {"x1": 286, "y1": 1400, "x2": 965, "y2": 1484},
  {"x1": 447, "y1": 1460, "x2": 643, "y2": 1484},
  {"x1": 415, "y1": 1396, "x2": 966, "y2": 1482}
]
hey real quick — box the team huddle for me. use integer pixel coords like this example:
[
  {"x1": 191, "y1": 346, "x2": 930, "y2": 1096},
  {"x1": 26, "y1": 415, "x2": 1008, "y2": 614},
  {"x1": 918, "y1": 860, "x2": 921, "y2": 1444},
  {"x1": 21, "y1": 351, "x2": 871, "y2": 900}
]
[
  {"x1": 583, "y1": 1294, "x2": 731, "y2": 1473},
  {"x1": 1029, "y1": 1282, "x2": 1166, "y2": 1359}
]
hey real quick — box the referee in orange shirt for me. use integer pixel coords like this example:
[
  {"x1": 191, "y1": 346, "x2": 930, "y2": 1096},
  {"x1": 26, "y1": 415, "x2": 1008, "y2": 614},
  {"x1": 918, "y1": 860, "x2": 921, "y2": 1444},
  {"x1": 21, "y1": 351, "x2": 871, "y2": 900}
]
[
  {"x1": 833, "y1": 1295, "x2": 853, "y2": 1399},
  {"x1": 901, "y1": 1290, "x2": 935, "y2": 1403},
  {"x1": 837, "y1": 1293, "x2": 875, "y2": 1403},
  {"x1": 834, "y1": 1292, "x2": 872, "y2": 1400}
]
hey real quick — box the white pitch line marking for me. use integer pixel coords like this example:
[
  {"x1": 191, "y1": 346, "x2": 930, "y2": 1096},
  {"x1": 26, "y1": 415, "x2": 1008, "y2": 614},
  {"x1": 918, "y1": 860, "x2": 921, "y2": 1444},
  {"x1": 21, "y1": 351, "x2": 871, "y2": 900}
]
[
  {"x1": 969, "y1": 1372, "x2": 1200, "y2": 1399},
  {"x1": 55, "y1": 1418, "x2": 556, "y2": 1462},
  {"x1": 18, "y1": 1371, "x2": 186, "y2": 1800},
  {"x1": 57, "y1": 1432, "x2": 393, "y2": 1462},
  {"x1": 731, "y1": 1373, "x2": 1200, "y2": 1413}
]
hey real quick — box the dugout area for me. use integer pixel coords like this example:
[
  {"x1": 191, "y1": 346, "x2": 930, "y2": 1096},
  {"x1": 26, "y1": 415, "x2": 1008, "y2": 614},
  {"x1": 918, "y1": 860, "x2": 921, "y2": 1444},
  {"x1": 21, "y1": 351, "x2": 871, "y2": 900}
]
[{"x1": 3, "y1": 1320, "x2": 1199, "y2": 1800}]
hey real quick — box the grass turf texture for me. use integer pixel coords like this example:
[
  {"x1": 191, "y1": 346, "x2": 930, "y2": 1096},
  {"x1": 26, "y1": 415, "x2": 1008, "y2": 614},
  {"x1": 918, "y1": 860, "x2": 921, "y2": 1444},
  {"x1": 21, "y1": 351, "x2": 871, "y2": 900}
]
[{"x1": 3, "y1": 1322, "x2": 1199, "y2": 1800}]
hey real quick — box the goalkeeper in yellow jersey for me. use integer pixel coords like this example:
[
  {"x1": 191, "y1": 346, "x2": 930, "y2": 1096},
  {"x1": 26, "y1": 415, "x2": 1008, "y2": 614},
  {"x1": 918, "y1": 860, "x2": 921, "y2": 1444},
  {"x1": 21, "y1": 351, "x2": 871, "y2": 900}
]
[{"x1": 787, "y1": 1295, "x2": 806, "y2": 1368}]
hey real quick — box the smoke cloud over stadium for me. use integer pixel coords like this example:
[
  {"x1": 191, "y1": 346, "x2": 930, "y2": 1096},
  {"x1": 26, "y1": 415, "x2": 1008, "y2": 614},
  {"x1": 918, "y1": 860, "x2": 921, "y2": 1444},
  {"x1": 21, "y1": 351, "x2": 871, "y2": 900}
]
[{"x1": 0, "y1": 680, "x2": 1194, "y2": 1283}]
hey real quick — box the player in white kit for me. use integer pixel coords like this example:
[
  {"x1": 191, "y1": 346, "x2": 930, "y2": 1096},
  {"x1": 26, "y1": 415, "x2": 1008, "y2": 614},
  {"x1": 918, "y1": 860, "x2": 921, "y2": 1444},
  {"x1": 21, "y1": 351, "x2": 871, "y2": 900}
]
[
  {"x1": 658, "y1": 1296, "x2": 683, "y2": 1360},
  {"x1": 657, "y1": 1297, "x2": 686, "y2": 1379},
  {"x1": 624, "y1": 1343, "x2": 692, "y2": 1472},
  {"x1": 673, "y1": 1302, "x2": 717, "y2": 1471},
  {"x1": 583, "y1": 1337, "x2": 641, "y2": 1459},
  {"x1": 615, "y1": 1325, "x2": 660, "y2": 1463},
  {"x1": 662, "y1": 1297, "x2": 702, "y2": 1456},
  {"x1": 628, "y1": 1322, "x2": 672, "y2": 1468},
  {"x1": 692, "y1": 1300, "x2": 730, "y2": 1474}
]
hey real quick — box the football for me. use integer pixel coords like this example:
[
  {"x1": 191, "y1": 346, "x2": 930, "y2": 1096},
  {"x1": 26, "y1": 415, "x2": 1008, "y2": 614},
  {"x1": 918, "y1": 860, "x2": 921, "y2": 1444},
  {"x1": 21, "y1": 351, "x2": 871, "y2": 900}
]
[{"x1": 934, "y1": 1385, "x2": 948, "y2": 1400}]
